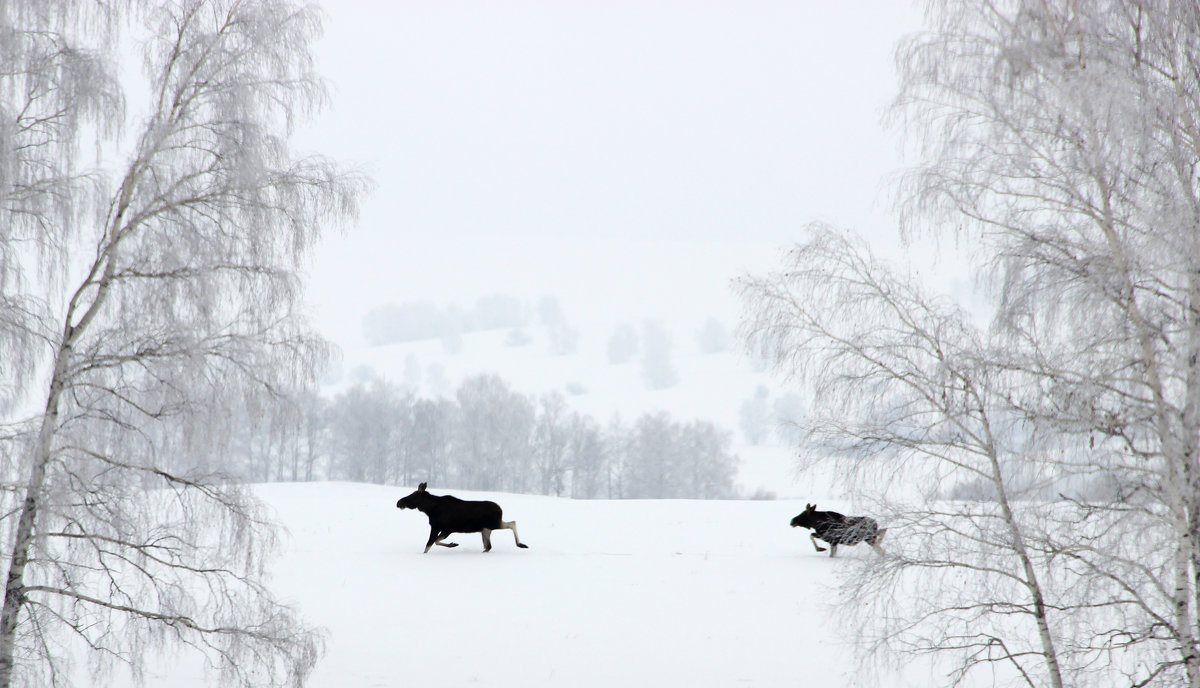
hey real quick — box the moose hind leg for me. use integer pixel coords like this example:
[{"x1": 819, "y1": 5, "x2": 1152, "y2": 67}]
[
  {"x1": 481, "y1": 529, "x2": 492, "y2": 552},
  {"x1": 870, "y1": 527, "x2": 888, "y2": 556},
  {"x1": 829, "y1": 542, "x2": 838, "y2": 558},
  {"x1": 502, "y1": 520, "x2": 529, "y2": 549},
  {"x1": 809, "y1": 534, "x2": 827, "y2": 553}
]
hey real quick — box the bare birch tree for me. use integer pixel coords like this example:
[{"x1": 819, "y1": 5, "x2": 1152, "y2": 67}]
[
  {"x1": 740, "y1": 227, "x2": 1067, "y2": 688},
  {"x1": 743, "y1": 1, "x2": 1200, "y2": 686},
  {"x1": 0, "y1": 1, "x2": 364, "y2": 687},
  {"x1": 896, "y1": 2, "x2": 1200, "y2": 685}
]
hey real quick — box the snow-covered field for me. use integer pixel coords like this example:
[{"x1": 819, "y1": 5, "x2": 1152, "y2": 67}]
[{"x1": 130, "y1": 482, "x2": 938, "y2": 688}]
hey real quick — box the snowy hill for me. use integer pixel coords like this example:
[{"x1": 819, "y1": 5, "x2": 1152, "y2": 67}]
[
  {"x1": 323, "y1": 311, "x2": 814, "y2": 499},
  {"x1": 127, "y1": 482, "x2": 941, "y2": 688}
]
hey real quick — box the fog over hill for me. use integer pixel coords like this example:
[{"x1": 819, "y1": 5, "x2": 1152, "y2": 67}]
[{"x1": 319, "y1": 294, "x2": 814, "y2": 498}]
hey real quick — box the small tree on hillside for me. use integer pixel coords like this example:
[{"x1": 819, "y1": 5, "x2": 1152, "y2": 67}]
[
  {"x1": 695, "y1": 316, "x2": 731, "y2": 354},
  {"x1": 640, "y1": 320, "x2": 678, "y2": 390},
  {"x1": 607, "y1": 323, "x2": 639, "y2": 364},
  {"x1": 739, "y1": 386, "x2": 771, "y2": 445},
  {"x1": 771, "y1": 393, "x2": 807, "y2": 445}
]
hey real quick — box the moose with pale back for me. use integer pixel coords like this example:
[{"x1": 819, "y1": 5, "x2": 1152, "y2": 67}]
[
  {"x1": 790, "y1": 503, "x2": 886, "y2": 557},
  {"x1": 395, "y1": 483, "x2": 529, "y2": 553}
]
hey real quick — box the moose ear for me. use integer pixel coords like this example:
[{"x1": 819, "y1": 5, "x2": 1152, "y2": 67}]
[
  {"x1": 806, "y1": 503, "x2": 815, "y2": 510},
  {"x1": 418, "y1": 482, "x2": 427, "y2": 491}
]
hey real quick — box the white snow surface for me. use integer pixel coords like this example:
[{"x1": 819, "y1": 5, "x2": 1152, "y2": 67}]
[{"x1": 125, "y1": 481, "x2": 943, "y2": 688}]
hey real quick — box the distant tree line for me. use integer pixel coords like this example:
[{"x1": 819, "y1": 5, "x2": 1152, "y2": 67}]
[{"x1": 211, "y1": 374, "x2": 739, "y2": 499}]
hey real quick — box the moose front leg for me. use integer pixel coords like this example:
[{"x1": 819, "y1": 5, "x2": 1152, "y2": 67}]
[
  {"x1": 810, "y1": 534, "x2": 827, "y2": 552},
  {"x1": 424, "y1": 529, "x2": 459, "y2": 553}
]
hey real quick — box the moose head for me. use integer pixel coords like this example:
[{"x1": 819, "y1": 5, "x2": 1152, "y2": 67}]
[
  {"x1": 396, "y1": 482, "x2": 429, "y2": 510},
  {"x1": 790, "y1": 503, "x2": 819, "y2": 529}
]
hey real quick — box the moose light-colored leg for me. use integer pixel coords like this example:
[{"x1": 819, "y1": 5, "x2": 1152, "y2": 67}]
[
  {"x1": 810, "y1": 534, "x2": 827, "y2": 552},
  {"x1": 501, "y1": 520, "x2": 529, "y2": 549},
  {"x1": 427, "y1": 531, "x2": 458, "y2": 553},
  {"x1": 481, "y1": 529, "x2": 493, "y2": 552},
  {"x1": 871, "y1": 528, "x2": 888, "y2": 556}
]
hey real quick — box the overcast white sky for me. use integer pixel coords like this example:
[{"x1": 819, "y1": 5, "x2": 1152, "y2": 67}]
[{"x1": 298, "y1": 1, "x2": 928, "y2": 347}]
